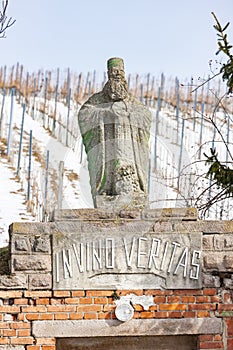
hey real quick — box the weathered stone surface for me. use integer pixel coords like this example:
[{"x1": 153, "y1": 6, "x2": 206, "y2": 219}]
[
  {"x1": 53, "y1": 228, "x2": 202, "y2": 290},
  {"x1": 12, "y1": 255, "x2": 51, "y2": 272},
  {"x1": 202, "y1": 236, "x2": 213, "y2": 250},
  {"x1": 153, "y1": 221, "x2": 233, "y2": 234},
  {"x1": 14, "y1": 237, "x2": 30, "y2": 252},
  {"x1": 223, "y1": 277, "x2": 233, "y2": 289},
  {"x1": 52, "y1": 208, "x2": 198, "y2": 222},
  {"x1": 33, "y1": 236, "x2": 51, "y2": 253},
  {"x1": 214, "y1": 234, "x2": 233, "y2": 250},
  {"x1": 0, "y1": 347, "x2": 25, "y2": 350},
  {"x1": 29, "y1": 273, "x2": 52, "y2": 290},
  {"x1": 202, "y1": 273, "x2": 221, "y2": 288},
  {"x1": 32, "y1": 318, "x2": 222, "y2": 337},
  {"x1": 0, "y1": 274, "x2": 27, "y2": 289},
  {"x1": 203, "y1": 252, "x2": 233, "y2": 271},
  {"x1": 9, "y1": 222, "x2": 51, "y2": 234},
  {"x1": 142, "y1": 207, "x2": 198, "y2": 221}
]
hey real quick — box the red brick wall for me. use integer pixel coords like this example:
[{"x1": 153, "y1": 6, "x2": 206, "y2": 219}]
[{"x1": 0, "y1": 288, "x2": 232, "y2": 349}]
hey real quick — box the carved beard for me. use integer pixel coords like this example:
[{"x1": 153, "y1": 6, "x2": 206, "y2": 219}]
[{"x1": 105, "y1": 78, "x2": 128, "y2": 101}]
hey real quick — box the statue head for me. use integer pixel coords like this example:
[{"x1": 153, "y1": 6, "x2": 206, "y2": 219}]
[{"x1": 104, "y1": 57, "x2": 128, "y2": 101}]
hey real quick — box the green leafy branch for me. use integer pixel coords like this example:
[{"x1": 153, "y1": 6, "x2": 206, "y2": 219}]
[
  {"x1": 204, "y1": 148, "x2": 233, "y2": 197},
  {"x1": 212, "y1": 12, "x2": 233, "y2": 93}
]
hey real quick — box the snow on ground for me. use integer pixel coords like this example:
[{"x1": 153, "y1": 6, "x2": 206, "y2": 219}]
[{"x1": 0, "y1": 148, "x2": 34, "y2": 247}]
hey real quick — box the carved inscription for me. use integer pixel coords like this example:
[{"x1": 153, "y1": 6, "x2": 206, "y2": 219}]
[{"x1": 53, "y1": 231, "x2": 202, "y2": 290}]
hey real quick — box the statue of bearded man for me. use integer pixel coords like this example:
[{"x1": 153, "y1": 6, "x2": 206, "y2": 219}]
[{"x1": 78, "y1": 57, "x2": 152, "y2": 209}]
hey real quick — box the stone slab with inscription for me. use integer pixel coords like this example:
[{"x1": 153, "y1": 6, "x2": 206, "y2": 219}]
[{"x1": 52, "y1": 209, "x2": 202, "y2": 290}]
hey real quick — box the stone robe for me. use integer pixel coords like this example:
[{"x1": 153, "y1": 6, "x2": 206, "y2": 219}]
[{"x1": 78, "y1": 91, "x2": 151, "y2": 207}]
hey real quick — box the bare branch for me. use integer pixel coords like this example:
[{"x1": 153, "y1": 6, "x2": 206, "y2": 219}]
[{"x1": 0, "y1": 0, "x2": 16, "y2": 38}]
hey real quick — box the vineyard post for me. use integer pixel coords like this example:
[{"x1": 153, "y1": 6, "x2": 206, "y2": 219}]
[
  {"x1": 6, "y1": 87, "x2": 15, "y2": 156},
  {"x1": 27, "y1": 130, "x2": 33, "y2": 201},
  {"x1": 43, "y1": 150, "x2": 50, "y2": 221},
  {"x1": 140, "y1": 83, "x2": 143, "y2": 103},
  {"x1": 25, "y1": 72, "x2": 29, "y2": 102},
  {"x1": 66, "y1": 87, "x2": 71, "y2": 147},
  {"x1": 53, "y1": 67, "x2": 60, "y2": 133},
  {"x1": 198, "y1": 102, "x2": 205, "y2": 159},
  {"x1": 17, "y1": 103, "x2": 26, "y2": 175},
  {"x1": 146, "y1": 73, "x2": 150, "y2": 105},
  {"x1": 178, "y1": 117, "x2": 185, "y2": 190},
  {"x1": 43, "y1": 76, "x2": 48, "y2": 127},
  {"x1": 32, "y1": 78, "x2": 36, "y2": 120},
  {"x1": 153, "y1": 86, "x2": 161, "y2": 170},
  {"x1": 18, "y1": 65, "x2": 23, "y2": 102},
  {"x1": 58, "y1": 160, "x2": 64, "y2": 210},
  {"x1": 192, "y1": 88, "x2": 197, "y2": 131},
  {"x1": 0, "y1": 88, "x2": 6, "y2": 136},
  {"x1": 66, "y1": 68, "x2": 70, "y2": 105},
  {"x1": 175, "y1": 77, "x2": 180, "y2": 144}
]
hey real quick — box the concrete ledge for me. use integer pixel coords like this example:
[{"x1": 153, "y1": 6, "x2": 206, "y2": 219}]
[{"x1": 32, "y1": 318, "x2": 222, "y2": 338}]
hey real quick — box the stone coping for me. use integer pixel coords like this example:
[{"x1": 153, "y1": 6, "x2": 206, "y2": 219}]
[
  {"x1": 32, "y1": 318, "x2": 222, "y2": 337},
  {"x1": 52, "y1": 207, "x2": 198, "y2": 221}
]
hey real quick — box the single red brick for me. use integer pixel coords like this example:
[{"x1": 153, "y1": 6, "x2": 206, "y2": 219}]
[
  {"x1": 182, "y1": 296, "x2": 195, "y2": 303},
  {"x1": 159, "y1": 304, "x2": 186, "y2": 311},
  {"x1": 86, "y1": 290, "x2": 113, "y2": 297},
  {"x1": 183, "y1": 311, "x2": 196, "y2": 318},
  {"x1": 98, "y1": 312, "x2": 112, "y2": 319},
  {"x1": 188, "y1": 304, "x2": 216, "y2": 311},
  {"x1": 203, "y1": 288, "x2": 217, "y2": 296},
  {"x1": 197, "y1": 311, "x2": 210, "y2": 318},
  {"x1": 54, "y1": 313, "x2": 69, "y2": 320},
  {"x1": 154, "y1": 296, "x2": 166, "y2": 303},
  {"x1": 94, "y1": 297, "x2": 108, "y2": 305},
  {"x1": 70, "y1": 313, "x2": 83, "y2": 320},
  {"x1": 25, "y1": 291, "x2": 52, "y2": 298},
  {"x1": 227, "y1": 338, "x2": 233, "y2": 349},
  {"x1": 211, "y1": 295, "x2": 221, "y2": 303},
  {"x1": 10, "y1": 337, "x2": 34, "y2": 345},
  {"x1": 218, "y1": 304, "x2": 233, "y2": 312},
  {"x1": 18, "y1": 329, "x2": 31, "y2": 337},
  {"x1": 79, "y1": 297, "x2": 93, "y2": 304},
  {"x1": 36, "y1": 298, "x2": 50, "y2": 305},
  {"x1": 155, "y1": 311, "x2": 168, "y2": 318},
  {"x1": 145, "y1": 290, "x2": 173, "y2": 296},
  {"x1": 213, "y1": 334, "x2": 222, "y2": 341},
  {"x1": 199, "y1": 335, "x2": 213, "y2": 341},
  {"x1": 39, "y1": 314, "x2": 53, "y2": 321},
  {"x1": 196, "y1": 296, "x2": 211, "y2": 303},
  {"x1": 226, "y1": 318, "x2": 233, "y2": 336},
  {"x1": 140, "y1": 311, "x2": 155, "y2": 319},
  {"x1": 174, "y1": 289, "x2": 202, "y2": 296},
  {"x1": 53, "y1": 291, "x2": 70, "y2": 297},
  {"x1": 84, "y1": 313, "x2": 97, "y2": 320},
  {"x1": 199, "y1": 341, "x2": 224, "y2": 349},
  {"x1": 36, "y1": 338, "x2": 56, "y2": 345},
  {"x1": 167, "y1": 296, "x2": 181, "y2": 303},
  {"x1": 118, "y1": 290, "x2": 143, "y2": 296},
  {"x1": 71, "y1": 291, "x2": 85, "y2": 297},
  {"x1": 168, "y1": 312, "x2": 182, "y2": 318}
]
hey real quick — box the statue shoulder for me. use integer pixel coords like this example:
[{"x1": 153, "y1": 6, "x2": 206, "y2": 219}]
[{"x1": 80, "y1": 91, "x2": 108, "y2": 110}]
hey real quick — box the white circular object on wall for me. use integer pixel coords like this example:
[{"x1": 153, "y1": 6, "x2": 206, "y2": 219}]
[{"x1": 115, "y1": 303, "x2": 134, "y2": 322}]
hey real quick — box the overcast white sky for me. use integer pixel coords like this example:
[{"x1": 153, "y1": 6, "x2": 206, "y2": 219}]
[{"x1": 1, "y1": 0, "x2": 233, "y2": 80}]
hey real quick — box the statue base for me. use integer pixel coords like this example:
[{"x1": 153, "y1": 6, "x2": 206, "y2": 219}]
[{"x1": 95, "y1": 193, "x2": 149, "y2": 210}]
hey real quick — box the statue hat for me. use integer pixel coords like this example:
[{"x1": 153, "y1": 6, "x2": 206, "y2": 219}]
[{"x1": 107, "y1": 57, "x2": 124, "y2": 71}]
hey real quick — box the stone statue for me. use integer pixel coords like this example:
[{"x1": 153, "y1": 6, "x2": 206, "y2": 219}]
[{"x1": 78, "y1": 57, "x2": 151, "y2": 209}]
